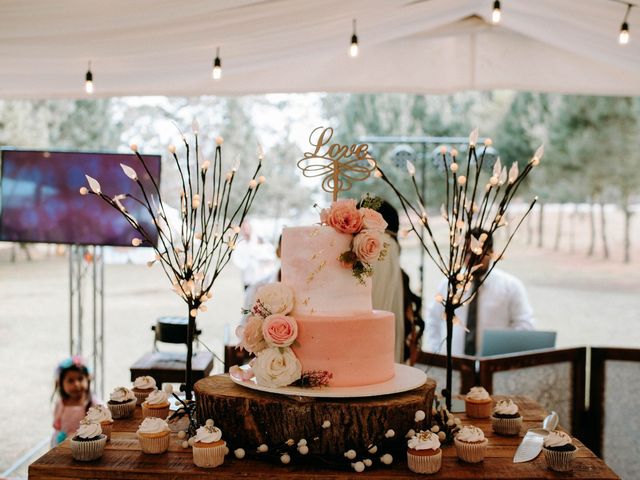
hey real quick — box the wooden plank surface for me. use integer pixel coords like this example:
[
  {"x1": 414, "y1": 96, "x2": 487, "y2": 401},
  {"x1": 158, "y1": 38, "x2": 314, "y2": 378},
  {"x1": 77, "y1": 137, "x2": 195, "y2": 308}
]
[{"x1": 29, "y1": 395, "x2": 620, "y2": 479}]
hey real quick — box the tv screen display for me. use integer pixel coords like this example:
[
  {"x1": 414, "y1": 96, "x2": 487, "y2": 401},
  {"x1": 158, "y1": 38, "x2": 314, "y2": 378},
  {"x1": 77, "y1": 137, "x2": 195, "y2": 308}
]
[{"x1": 0, "y1": 149, "x2": 161, "y2": 247}]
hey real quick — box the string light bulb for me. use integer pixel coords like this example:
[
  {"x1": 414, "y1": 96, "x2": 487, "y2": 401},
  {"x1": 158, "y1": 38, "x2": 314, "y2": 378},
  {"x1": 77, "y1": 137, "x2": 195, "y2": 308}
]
[
  {"x1": 350, "y1": 19, "x2": 359, "y2": 57},
  {"x1": 492, "y1": 0, "x2": 502, "y2": 24},
  {"x1": 619, "y1": 4, "x2": 632, "y2": 45},
  {"x1": 212, "y1": 47, "x2": 222, "y2": 80},
  {"x1": 85, "y1": 61, "x2": 94, "y2": 94}
]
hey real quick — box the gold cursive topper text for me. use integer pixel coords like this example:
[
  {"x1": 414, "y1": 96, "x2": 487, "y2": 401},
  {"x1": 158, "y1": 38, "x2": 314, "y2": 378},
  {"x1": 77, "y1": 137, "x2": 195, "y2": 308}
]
[{"x1": 297, "y1": 127, "x2": 377, "y2": 201}]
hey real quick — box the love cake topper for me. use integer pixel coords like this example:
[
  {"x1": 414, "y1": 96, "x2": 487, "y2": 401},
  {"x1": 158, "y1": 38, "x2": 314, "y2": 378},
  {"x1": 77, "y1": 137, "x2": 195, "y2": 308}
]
[{"x1": 297, "y1": 127, "x2": 377, "y2": 201}]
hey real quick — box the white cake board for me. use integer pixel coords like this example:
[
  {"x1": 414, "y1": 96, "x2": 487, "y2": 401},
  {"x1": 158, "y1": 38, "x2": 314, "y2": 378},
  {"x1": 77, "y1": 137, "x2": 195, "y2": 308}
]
[{"x1": 229, "y1": 363, "x2": 427, "y2": 398}]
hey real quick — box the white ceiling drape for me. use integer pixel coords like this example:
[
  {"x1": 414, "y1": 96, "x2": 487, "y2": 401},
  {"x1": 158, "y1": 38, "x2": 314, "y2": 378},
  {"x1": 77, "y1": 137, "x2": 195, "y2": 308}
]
[{"x1": 1, "y1": 0, "x2": 638, "y2": 98}]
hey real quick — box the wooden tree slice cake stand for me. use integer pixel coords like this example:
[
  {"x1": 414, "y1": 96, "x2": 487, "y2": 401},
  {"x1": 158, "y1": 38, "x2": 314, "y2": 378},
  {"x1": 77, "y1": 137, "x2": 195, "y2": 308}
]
[{"x1": 195, "y1": 374, "x2": 436, "y2": 457}]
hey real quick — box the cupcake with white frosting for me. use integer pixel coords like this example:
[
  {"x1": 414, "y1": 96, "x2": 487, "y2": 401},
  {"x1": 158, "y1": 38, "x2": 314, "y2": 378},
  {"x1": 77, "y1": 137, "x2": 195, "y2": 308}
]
[
  {"x1": 464, "y1": 386, "x2": 492, "y2": 418},
  {"x1": 107, "y1": 386, "x2": 137, "y2": 419},
  {"x1": 192, "y1": 419, "x2": 228, "y2": 468},
  {"x1": 543, "y1": 430, "x2": 577, "y2": 472},
  {"x1": 137, "y1": 417, "x2": 171, "y2": 454},
  {"x1": 141, "y1": 389, "x2": 170, "y2": 419},
  {"x1": 454, "y1": 425, "x2": 488, "y2": 463},
  {"x1": 70, "y1": 420, "x2": 107, "y2": 461},
  {"x1": 84, "y1": 405, "x2": 114, "y2": 441},
  {"x1": 132, "y1": 376, "x2": 157, "y2": 405},
  {"x1": 406, "y1": 430, "x2": 442, "y2": 474},
  {"x1": 491, "y1": 399, "x2": 522, "y2": 436}
]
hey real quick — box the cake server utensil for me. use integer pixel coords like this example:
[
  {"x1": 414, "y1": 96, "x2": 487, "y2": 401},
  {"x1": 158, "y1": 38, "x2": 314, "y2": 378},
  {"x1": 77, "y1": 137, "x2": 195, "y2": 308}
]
[{"x1": 513, "y1": 411, "x2": 558, "y2": 463}]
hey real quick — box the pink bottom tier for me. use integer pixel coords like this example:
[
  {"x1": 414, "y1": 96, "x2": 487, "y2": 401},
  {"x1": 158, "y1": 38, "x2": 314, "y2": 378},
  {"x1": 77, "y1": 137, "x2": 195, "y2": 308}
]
[{"x1": 292, "y1": 310, "x2": 395, "y2": 387}]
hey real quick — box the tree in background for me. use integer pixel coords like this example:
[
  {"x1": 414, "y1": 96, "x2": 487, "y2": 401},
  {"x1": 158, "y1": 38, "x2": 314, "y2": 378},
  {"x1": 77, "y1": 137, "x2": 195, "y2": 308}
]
[{"x1": 546, "y1": 96, "x2": 639, "y2": 262}]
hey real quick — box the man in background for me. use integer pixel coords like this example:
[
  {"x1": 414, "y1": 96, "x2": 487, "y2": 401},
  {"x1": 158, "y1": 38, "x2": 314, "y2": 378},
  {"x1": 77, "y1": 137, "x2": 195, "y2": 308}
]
[{"x1": 426, "y1": 228, "x2": 535, "y2": 356}]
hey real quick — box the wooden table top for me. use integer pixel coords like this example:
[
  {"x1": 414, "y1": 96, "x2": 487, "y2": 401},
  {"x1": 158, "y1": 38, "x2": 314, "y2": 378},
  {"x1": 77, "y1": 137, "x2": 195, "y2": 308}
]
[{"x1": 29, "y1": 395, "x2": 620, "y2": 479}]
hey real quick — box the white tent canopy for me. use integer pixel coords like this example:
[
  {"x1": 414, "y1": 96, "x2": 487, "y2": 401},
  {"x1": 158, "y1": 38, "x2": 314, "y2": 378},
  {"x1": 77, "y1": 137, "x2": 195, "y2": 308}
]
[{"x1": 1, "y1": 0, "x2": 639, "y2": 99}]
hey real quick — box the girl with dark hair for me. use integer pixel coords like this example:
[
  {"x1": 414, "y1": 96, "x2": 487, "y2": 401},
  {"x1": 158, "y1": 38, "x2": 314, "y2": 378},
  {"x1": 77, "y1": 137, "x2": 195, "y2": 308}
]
[{"x1": 51, "y1": 355, "x2": 98, "y2": 446}]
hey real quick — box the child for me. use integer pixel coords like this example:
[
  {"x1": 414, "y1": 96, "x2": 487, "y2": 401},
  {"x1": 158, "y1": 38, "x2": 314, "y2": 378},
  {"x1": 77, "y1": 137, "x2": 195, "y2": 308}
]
[{"x1": 51, "y1": 355, "x2": 98, "y2": 446}]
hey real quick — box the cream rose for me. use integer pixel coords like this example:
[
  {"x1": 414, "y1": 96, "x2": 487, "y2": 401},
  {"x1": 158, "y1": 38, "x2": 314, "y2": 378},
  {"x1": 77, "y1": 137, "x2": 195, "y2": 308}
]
[
  {"x1": 360, "y1": 208, "x2": 387, "y2": 232},
  {"x1": 255, "y1": 283, "x2": 295, "y2": 315},
  {"x1": 352, "y1": 230, "x2": 383, "y2": 263},
  {"x1": 236, "y1": 316, "x2": 267, "y2": 354},
  {"x1": 252, "y1": 347, "x2": 302, "y2": 388},
  {"x1": 326, "y1": 199, "x2": 364, "y2": 234},
  {"x1": 262, "y1": 314, "x2": 298, "y2": 348}
]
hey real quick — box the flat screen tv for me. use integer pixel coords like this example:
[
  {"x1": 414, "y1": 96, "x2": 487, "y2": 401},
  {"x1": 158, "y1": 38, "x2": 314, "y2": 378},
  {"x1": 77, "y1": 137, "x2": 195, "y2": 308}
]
[{"x1": 0, "y1": 149, "x2": 161, "y2": 247}]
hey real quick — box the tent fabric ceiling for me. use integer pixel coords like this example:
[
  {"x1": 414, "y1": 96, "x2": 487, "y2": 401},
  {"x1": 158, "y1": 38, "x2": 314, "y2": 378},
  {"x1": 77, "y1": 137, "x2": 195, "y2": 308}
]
[{"x1": 1, "y1": 0, "x2": 638, "y2": 99}]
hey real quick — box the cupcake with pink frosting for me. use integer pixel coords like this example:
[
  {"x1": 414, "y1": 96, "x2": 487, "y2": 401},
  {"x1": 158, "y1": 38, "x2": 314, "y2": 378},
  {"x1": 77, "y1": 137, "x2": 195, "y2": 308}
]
[
  {"x1": 491, "y1": 399, "x2": 522, "y2": 436},
  {"x1": 543, "y1": 430, "x2": 577, "y2": 472},
  {"x1": 407, "y1": 430, "x2": 442, "y2": 474},
  {"x1": 454, "y1": 425, "x2": 488, "y2": 463}
]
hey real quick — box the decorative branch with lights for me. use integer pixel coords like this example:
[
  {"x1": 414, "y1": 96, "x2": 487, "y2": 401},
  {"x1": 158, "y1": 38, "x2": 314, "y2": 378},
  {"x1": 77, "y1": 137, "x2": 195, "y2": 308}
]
[
  {"x1": 81, "y1": 121, "x2": 264, "y2": 400},
  {"x1": 376, "y1": 128, "x2": 542, "y2": 410}
]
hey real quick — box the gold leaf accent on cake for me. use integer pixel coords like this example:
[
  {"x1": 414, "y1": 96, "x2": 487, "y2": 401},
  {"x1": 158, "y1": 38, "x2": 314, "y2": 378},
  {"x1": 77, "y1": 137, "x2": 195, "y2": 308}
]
[
  {"x1": 310, "y1": 228, "x2": 320, "y2": 237},
  {"x1": 303, "y1": 297, "x2": 310, "y2": 306},
  {"x1": 306, "y1": 260, "x2": 328, "y2": 284}
]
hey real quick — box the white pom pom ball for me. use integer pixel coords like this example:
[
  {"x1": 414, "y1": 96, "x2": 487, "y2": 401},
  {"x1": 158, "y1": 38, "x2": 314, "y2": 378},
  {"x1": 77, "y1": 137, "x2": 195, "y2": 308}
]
[{"x1": 234, "y1": 448, "x2": 246, "y2": 459}]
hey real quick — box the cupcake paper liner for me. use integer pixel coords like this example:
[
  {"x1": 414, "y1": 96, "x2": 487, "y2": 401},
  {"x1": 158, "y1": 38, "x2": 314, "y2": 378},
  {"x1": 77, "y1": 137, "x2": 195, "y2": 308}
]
[
  {"x1": 108, "y1": 399, "x2": 136, "y2": 419},
  {"x1": 71, "y1": 435, "x2": 107, "y2": 461},
  {"x1": 465, "y1": 399, "x2": 492, "y2": 419},
  {"x1": 193, "y1": 442, "x2": 228, "y2": 468},
  {"x1": 455, "y1": 437, "x2": 488, "y2": 463},
  {"x1": 133, "y1": 390, "x2": 153, "y2": 405},
  {"x1": 543, "y1": 446, "x2": 577, "y2": 472},
  {"x1": 138, "y1": 432, "x2": 170, "y2": 454},
  {"x1": 100, "y1": 421, "x2": 113, "y2": 441},
  {"x1": 142, "y1": 403, "x2": 170, "y2": 420},
  {"x1": 407, "y1": 450, "x2": 442, "y2": 474},
  {"x1": 491, "y1": 415, "x2": 522, "y2": 436}
]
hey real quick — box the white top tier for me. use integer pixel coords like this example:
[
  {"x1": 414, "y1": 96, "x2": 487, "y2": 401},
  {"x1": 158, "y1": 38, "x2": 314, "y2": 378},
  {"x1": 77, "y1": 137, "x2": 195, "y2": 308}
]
[{"x1": 281, "y1": 226, "x2": 372, "y2": 316}]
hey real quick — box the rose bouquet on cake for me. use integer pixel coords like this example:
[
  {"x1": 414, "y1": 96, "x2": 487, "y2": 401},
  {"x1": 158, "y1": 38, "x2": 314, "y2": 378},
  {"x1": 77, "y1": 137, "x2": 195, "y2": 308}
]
[
  {"x1": 234, "y1": 282, "x2": 304, "y2": 388},
  {"x1": 320, "y1": 197, "x2": 388, "y2": 284}
]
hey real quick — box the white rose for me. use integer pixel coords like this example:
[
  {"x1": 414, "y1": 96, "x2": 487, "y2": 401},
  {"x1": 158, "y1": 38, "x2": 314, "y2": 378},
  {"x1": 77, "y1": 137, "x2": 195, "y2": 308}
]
[
  {"x1": 252, "y1": 347, "x2": 302, "y2": 388},
  {"x1": 255, "y1": 283, "x2": 295, "y2": 315}
]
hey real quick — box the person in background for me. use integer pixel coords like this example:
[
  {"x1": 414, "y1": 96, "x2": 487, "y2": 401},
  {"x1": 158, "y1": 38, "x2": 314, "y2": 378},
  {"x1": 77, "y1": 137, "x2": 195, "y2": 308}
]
[
  {"x1": 369, "y1": 200, "x2": 405, "y2": 363},
  {"x1": 51, "y1": 356, "x2": 99, "y2": 447},
  {"x1": 402, "y1": 269, "x2": 425, "y2": 365},
  {"x1": 426, "y1": 228, "x2": 535, "y2": 356}
]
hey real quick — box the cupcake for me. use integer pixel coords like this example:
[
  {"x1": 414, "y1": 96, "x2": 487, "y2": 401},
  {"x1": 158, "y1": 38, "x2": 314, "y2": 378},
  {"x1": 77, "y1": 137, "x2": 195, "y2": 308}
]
[
  {"x1": 107, "y1": 387, "x2": 137, "y2": 419},
  {"x1": 137, "y1": 417, "x2": 171, "y2": 454},
  {"x1": 141, "y1": 389, "x2": 171, "y2": 419},
  {"x1": 192, "y1": 419, "x2": 228, "y2": 468},
  {"x1": 406, "y1": 430, "x2": 442, "y2": 474},
  {"x1": 84, "y1": 405, "x2": 114, "y2": 441},
  {"x1": 464, "y1": 386, "x2": 492, "y2": 418},
  {"x1": 491, "y1": 399, "x2": 522, "y2": 436},
  {"x1": 543, "y1": 430, "x2": 577, "y2": 472},
  {"x1": 70, "y1": 420, "x2": 107, "y2": 461},
  {"x1": 454, "y1": 425, "x2": 488, "y2": 463},
  {"x1": 132, "y1": 376, "x2": 157, "y2": 405}
]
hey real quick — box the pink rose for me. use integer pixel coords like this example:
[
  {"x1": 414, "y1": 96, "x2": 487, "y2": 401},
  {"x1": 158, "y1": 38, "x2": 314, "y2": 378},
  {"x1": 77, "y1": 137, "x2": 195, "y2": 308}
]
[
  {"x1": 236, "y1": 316, "x2": 267, "y2": 354},
  {"x1": 360, "y1": 208, "x2": 387, "y2": 232},
  {"x1": 352, "y1": 230, "x2": 383, "y2": 264},
  {"x1": 262, "y1": 314, "x2": 298, "y2": 348},
  {"x1": 326, "y1": 199, "x2": 364, "y2": 234}
]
